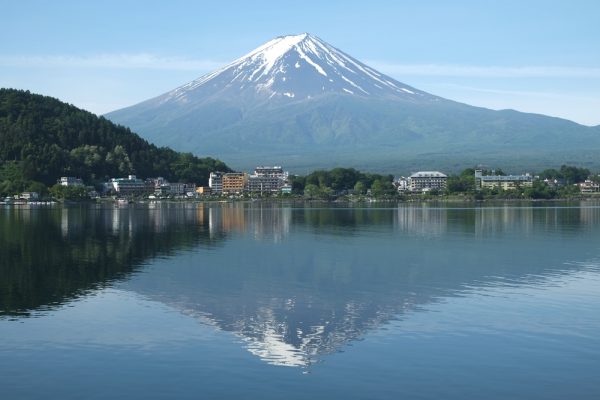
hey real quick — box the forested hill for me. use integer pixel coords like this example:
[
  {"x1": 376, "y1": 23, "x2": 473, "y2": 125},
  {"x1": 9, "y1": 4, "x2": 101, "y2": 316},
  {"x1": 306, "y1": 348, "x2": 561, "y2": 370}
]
[{"x1": 0, "y1": 88, "x2": 230, "y2": 194}]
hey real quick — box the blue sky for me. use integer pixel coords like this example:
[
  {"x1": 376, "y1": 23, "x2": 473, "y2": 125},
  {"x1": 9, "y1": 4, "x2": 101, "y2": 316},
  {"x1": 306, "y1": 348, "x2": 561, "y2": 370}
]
[{"x1": 1, "y1": 0, "x2": 599, "y2": 125}]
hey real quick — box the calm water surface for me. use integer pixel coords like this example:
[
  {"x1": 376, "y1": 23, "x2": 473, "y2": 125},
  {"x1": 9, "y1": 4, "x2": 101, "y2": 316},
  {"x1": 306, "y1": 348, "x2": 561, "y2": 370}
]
[{"x1": 1, "y1": 202, "x2": 599, "y2": 399}]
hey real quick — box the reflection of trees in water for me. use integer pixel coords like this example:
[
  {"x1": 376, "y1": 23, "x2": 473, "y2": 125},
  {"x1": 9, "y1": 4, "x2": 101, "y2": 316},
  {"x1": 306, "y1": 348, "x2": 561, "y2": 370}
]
[
  {"x1": 0, "y1": 204, "x2": 222, "y2": 316},
  {"x1": 3, "y1": 202, "x2": 600, "y2": 366}
]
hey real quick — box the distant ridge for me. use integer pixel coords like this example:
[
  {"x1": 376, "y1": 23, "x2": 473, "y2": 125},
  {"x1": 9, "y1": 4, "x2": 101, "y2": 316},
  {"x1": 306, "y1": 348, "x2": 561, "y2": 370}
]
[{"x1": 106, "y1": 34, "x2": 600, "y2": 172}]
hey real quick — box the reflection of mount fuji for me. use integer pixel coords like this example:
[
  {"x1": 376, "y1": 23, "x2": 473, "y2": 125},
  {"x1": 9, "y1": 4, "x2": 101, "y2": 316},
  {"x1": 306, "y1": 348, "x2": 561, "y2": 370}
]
[
  {"x1": 3, "y1": 203, "x2": 600, "y2": 366},
  {"x1": 123, "y1": 203, "x2": 600, "y2": 367}
]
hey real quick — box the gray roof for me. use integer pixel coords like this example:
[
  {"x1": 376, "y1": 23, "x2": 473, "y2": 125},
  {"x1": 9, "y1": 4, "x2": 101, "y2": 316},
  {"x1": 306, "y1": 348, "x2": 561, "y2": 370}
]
[{"x1": 409, "y1": 171, "x2": 447, "y2": 178}]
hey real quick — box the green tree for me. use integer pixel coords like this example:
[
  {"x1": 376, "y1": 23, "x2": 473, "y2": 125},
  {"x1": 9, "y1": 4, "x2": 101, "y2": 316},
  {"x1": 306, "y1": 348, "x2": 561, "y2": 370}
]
[
  {"x1": 560, "y1": 165, "x2": 589, "y2": 184},
  {"x1": 370, "y1": 180, "x2": 384, "y2": 197},
  {"x1": 304, "y1": 183, "x2": 320, "y2": 199},
  {"x1": 25, "y1": 181, "x2": 48, "y2": 197},
  {"x1": 49, "y1": 184, "x2": 89, "y2": 200},
  {"x1": 523, "y1": 181, "x2": 556, "y2": 199},
  {"x1": 354, "y1": 181, "x2": 366, "y2": 194}
]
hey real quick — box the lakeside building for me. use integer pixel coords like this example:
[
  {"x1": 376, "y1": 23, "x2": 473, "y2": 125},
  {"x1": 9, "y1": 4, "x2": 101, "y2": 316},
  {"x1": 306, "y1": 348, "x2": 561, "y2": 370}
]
[
  {"x1": 408, "y1": 171, "x2": 447, "y2": 193},
  {"x1": 144, "y1": 177, "x2": 195, "y2": 196},
  {"x1": 19, "y1": 192, "x2": 40, "y2": 200},
  {"x1": 145, "y1": 177, "x2": 168, "y2": 191},
  {"x1": 222, "y1": 172, "x2": 248, "y2": 194},
  {"x1": 109, "y1": 175, "x2": 146, "y2": 195},
  {"x1": 543, "y1": 178, "x2": 565, "y2": 188},
  {"x1": 579, "y1": 179, "x2": 600, "y2": 193},
  {"x1": 209, "y1": 172, "x2": 223, "y2": 195},
  {"x1": 169, "y1": 182, "x2": 188, "y2": 195},
  {"x1": 59, "y1": 177, "x2": 84, "y2": 187},
  {"x1": 246, "y1": 166, "x2": 289, "y2": 193},
  {"x1": 395, "y1": 177, "x2": 409, "y2": 193},
  {"x1": 475, "y1": 170, "x2": 533, "y2": 190},
  {"x1": 196, "y1": 186, "x2": 211, "y2": 195},
  {"x1": 281, "y1": 184, "x2": 292, "y2": 194}
]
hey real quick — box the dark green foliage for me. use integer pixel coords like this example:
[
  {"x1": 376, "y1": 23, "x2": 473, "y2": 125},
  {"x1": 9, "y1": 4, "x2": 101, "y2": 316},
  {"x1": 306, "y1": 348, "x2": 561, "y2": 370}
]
[
  {"x1": 523, "y1": 181, "x2": 556, "y2": 199},
  {"x1": 297, "y1": 167, "x2": 393, "y2": 194},
  {"x1": 0, "y1": 89, "x2": 230, "y2": 196},
  {"x1": 538, "y1": 165, "x2": 589, "y2": 183},
  {"x1": 446, "y1": 168, "x2": 476, "y2": 194},
  {"x1": 49, "y1": 184, "x2": 89, "y2": 200},
  {"x1": 559, "y1": 165, "x2": 589, "y2": 184},
  {"x1": 0, "y1": 161, "x2": 29, "y2": 196}
]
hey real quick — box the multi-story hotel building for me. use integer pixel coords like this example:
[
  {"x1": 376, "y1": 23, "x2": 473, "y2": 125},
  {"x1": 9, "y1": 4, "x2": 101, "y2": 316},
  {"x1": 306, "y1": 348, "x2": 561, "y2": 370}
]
[
  {"x1": 408, "y1": 171, "x2": 447, "y2": 193},
  {"x1": 475, "y1": 170, "x2": 533, "y2": 190},
  {"x1": 246, "y1": 166, "x2": 289, "y2": 193},
  {"x1": 222, "y1": 172, "x2": 248, "y2": 194},
  {"x1": 110, "y1": 175, "x2": 146, "y2": 195}
]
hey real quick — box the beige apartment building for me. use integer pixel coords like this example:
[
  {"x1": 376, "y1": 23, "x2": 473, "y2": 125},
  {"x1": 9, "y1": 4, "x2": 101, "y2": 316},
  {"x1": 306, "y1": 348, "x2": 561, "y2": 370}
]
[
  {"x1": 475, "y1": 170, "x2": 533, "y2": 190},
  {"x1": 222, "y1": 172, "x2": 248, "y2": 194}
]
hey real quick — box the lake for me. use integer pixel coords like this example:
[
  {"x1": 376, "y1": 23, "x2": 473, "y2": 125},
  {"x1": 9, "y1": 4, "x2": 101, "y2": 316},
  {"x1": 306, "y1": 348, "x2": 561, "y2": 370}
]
[{"x1": 1, "y1": 202, "x2": 599, "y2": 399}]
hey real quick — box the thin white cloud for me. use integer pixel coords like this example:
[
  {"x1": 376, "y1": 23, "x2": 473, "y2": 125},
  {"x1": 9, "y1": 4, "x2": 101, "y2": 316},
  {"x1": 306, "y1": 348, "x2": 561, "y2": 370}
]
[
  {"x1": 3, "y1": 54, "x2": 599, "y2": 79},
  {"x1": 0, "y1": 53, "x2": 223, "y2": 71},
  {"x1": 427, "y1": 83, "x2": 599, "y2": 100},
  {"x1": 368, "y1": 62, "x2": 600, "y2": 78}
]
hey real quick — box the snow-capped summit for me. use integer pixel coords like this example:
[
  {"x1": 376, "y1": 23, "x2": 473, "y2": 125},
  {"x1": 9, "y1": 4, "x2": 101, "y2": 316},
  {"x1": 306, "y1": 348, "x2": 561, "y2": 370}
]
[{"x1": 162, "y1": 33, "x2": 434, "y2": 103}]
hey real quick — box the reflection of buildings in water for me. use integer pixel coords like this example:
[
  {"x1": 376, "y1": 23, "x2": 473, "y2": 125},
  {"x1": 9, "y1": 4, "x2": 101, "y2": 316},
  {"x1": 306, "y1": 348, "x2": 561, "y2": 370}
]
[
  {"x1": 196, "y1": 203, "x2": 206, "y2": 226},
  {"x1": 247, "y1": 206, "x2": 291, "y2": 242},
  {"x1": 61, "y1": 207, "x2": 70, "y2": 237},
  {"x1": 393, "y1": 204, "x2": 600, "y2": 238},
  {"x1": 60, "y1": 207, "x2": 87, "y2": 238},
  {"x1": 205, "y1": 204, "x2": 291, "y2": 242},
  {"x1": 579, "y1": 205, "x2": 600, "y2": 226},
  {"x1": 394, "y1": 205, "x2": 448, "y2": 236},
  {"x1": 220, "y1": 205, "x2": 246, "y2": 234},
  {"x1": 474, "y1": 206, "x2": 533, "y2": 237},
  {"x1": 474, "y1": 205, "x2": 600, "y2": 236},
  {"x1": 109, "y1": 207, "x2": 134, "y2": 237},
  {"x1": 59, "y1": 203, "x2": 208, "y2": 238}
]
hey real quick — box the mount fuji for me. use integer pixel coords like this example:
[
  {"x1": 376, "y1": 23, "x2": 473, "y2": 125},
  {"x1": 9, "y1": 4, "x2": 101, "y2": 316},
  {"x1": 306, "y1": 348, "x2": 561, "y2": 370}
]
[{"x1": 106, "y1": 33, "x2": 600, "y2": 172}]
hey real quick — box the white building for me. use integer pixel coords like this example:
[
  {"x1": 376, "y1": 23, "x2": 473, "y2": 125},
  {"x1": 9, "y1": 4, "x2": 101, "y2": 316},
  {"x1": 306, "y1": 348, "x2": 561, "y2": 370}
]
[
  {"x1": 59, "y1": 177, "x2": 83, "y2": 187},
  {"x1": 579, "y1": 179, "x2": 600, "y2": 193},
  {"x1": 395, "y1": 177, "x2": 409, "y2": 192},
  {"x1": 209, "y1": 172, "x2": 223, "y2": 194},
  {"x1": 110, "y1": 175, "x2": 146, "y2": 195},
  {"x1": 20, "y1": 192, "x2": 40, "y2": 200},
  {"x1": 246, "y1": 166, "x2": 289, "y2": 193},
  {"x1": 408, "y1": 171, "x2": 447, "y2": 193}
]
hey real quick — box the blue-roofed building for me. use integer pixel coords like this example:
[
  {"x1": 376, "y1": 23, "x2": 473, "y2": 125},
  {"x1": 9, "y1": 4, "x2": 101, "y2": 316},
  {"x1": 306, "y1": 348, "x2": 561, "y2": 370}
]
[{"x1": 475, "y1": 170, "x2": 533, "y2": 190}]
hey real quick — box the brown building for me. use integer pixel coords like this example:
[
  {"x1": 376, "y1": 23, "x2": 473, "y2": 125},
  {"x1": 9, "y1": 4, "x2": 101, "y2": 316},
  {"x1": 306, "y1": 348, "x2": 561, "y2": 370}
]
[{"x1": 222, "y1": 173, "x2": 248, "y2": 194}]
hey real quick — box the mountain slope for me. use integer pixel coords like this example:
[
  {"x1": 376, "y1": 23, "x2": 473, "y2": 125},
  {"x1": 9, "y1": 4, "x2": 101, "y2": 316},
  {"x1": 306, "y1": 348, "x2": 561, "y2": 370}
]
[
  {"x1": 0, "y1": 88, "x2": 230, "y2": 194},
  {"x1": 106, "y1": 33, "x2": 600, "y2": 172}
]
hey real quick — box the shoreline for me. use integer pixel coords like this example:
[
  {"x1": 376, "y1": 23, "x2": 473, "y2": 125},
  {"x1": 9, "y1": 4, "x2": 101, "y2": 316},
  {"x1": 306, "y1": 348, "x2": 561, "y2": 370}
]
[{"x1": 4, "y1": 195, "x2": 600, "y2": 207}]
